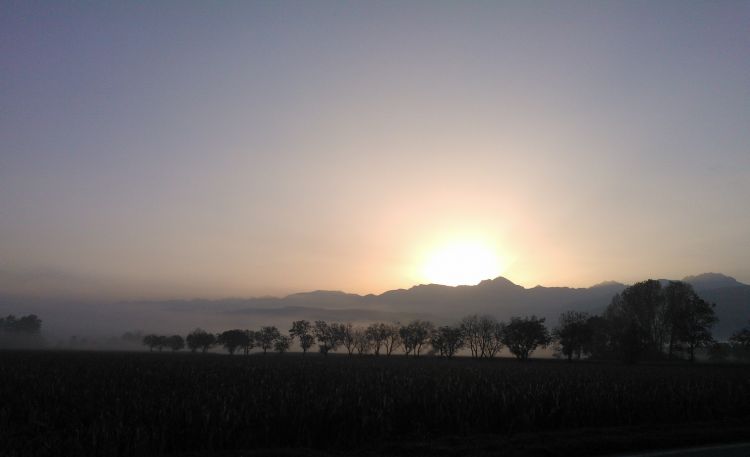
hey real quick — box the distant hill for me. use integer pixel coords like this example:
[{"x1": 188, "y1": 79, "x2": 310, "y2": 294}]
[
  {"x1": 1, "y1": 273, "x2": 748, "y2": 341},
  {"x1": 683, "y1": 273, "x2": 744, "y2": 291}
]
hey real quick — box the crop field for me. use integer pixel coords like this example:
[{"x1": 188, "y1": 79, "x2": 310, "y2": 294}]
[{"x1": 2, "y1": 351, "x2": 750, "y2": 457}]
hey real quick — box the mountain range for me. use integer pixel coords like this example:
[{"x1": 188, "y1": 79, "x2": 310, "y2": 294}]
[{"x1": 2, "y1": 272, "x2": 747, "y2": 341}]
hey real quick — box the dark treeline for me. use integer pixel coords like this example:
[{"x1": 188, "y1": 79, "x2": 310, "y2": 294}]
[
  {"x1": 555, "y1": 280, "x2": 718, "y2": 363},
  {"x1": 142, "y1": 317, "x2": 551, "y2": 359},
  {"x1": 0, "y1": 314, "x2": 43, "y2": 349},
  {"x1": 138, "y1": 279, "x2": 749, "y2": 363},
  {"x1": 0, "y1": 314, "x2": 41, "y2": 334}
]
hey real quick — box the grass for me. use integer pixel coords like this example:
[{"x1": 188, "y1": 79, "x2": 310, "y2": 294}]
[{"x1": 1, "y1": 350, "x2": 750, "y2": 456}]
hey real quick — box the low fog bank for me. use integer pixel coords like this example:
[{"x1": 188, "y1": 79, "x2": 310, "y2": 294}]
[{"x1": 1, "y1": 273, "x2": 748, "y2": 354}]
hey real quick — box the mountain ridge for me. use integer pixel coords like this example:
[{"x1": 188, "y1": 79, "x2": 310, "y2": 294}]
[{"x1": 1, "y1": 273, "x2": 747, "y2": 340}]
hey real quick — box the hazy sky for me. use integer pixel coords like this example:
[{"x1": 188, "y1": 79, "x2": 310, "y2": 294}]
[{"x1": 2, "y1": 1, "x2": 749, "y2": 299}]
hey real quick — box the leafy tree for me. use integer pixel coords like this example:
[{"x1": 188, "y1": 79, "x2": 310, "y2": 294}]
[
  {"x1": 142, "y1": 334, "x2": 161, "y2": 352},
  {"x1": 662, "y1": 282, "x2": 717, "y2": 362},
  {"x1": 729, "y1": 325, "x2": 750, "y2": 360},
  {"x1": 730, "y1": 327, "x2": 750, "y2": 348},
  {"x1": 400, "y1": 320, "x2": 434, "y2": 357},
  {"x1": 186, "y1": 328, "x2": 216, "y2": 353},
  {"x1": 241, "y1": 330, "x2": 256, "y2": 355},
  {"x1": 553, "y1": 311, "x2": 592, "y2": 361},
  {"x1": 274, "y1": 335, "x2": 291, "y2": 354},
  {"x1": 166, "y1": 335, "x2": 185, "y2": 352},
  {"x1": 258, "y1": 326, "x2": 281, "y2": 354},
  {"x1": 664, "y1": 281, "x2": 693, "y2": 358},
  {"x1": 431, "y1": 325, "x2": 464, "y2": 358},
  {"x1": 501, "y1": 316, "x2": 551, "y2": 360},
  {"x1": 313, "y1": 320, "x2": 344, "y2": 355},
  {"x1": 675, "y1": 295, "x2": 716, "y2": 362},
  {"x1": 605, "y1": 280, "x2": 665, "y2": 362},
  {"x1": 289, "y1": 320, "x2": 314, "y2": 354},
  {"x1": 156, "y1": 335, "x2": 169, "y2": 351},
  {"x1": 217, "y1": 329, "x2": 250, "y2": 355},
  {"x1": 583, "y1": 315, "x2": 613, "y2": 359}
]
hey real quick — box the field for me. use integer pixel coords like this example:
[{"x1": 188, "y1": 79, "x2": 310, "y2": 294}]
[{"x1": 2, "y1": 351, "x2": 750, "y2": 457}]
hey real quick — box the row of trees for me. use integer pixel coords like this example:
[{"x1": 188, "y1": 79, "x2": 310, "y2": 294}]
[
  {"x1": 0, "y1": 314, "x2": 42, "y2": 334},
  {"x1": 143, "y1": 316, "x2": 552, "y2": 360},
  {"x1": 553, "y1": 280, "x2": 717, "y2": 362},
  {"x1": 140, "y1": 280, "x2": 734, "y2": 363}
]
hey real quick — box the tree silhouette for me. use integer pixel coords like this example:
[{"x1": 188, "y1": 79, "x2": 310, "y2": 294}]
[
  {"x1": 365, "y1": 323, "x2": 388, "y2": 355},
  {"x1": 241, "y1": 330, "x2": 256, "y2": 355},
  {"x1": 142, "y1": 334, "x2": 160, "y2": 352},
  {"x1": 605, "y1": 280, "x2": 664, "y2": 362},
  {"x1": 186, "y1": 328, "x2": 216, "y2": 353},
  {"x1": 431, "y1": 325, "x2": 463, "y2": 358},
  {"x1": 730, "y1": 326, "x2": 750, "y2": 348},
  {"x1": 583, "y1": 315, "x2": 612, "y2": 360},
  {"x1": 353, "y1": 327, "x2": 370, "y2": 355},
  {"x1": 382, "y1": 323, "x2": 401, "y2": 356},
  {"x1": 400, "y1": 320, "x2": 434, "y2": 357},
  {"x1": 459, "y1": 315, "x2": 482, "y2": 358},
  {"x1": 341, "y1": 323, "x2": 357, "y2": 355},
  {"x1": 730, "y1": 325, "x2": 750, "y2": 360},
  {"x1": 553, "y1": 311, "x2": 592, "y2": 361},
  {"x1": 289, "y1": 320, "x2": 314, "y2": 354},
  {"x1": 501, "y1": 316, "x2": 551, "y2": 360},
  {"x1": 1, "y1": 314, "x2": 42, "y2": 334},
  {"x1": 274, "y1": 335, "x2": 291, "y2": 354},
  {"x1": 217, "y1": 329, "x2": 250, "y2": 355},
  {"x1": 258, "y1": 326, "x2": 281, "y2": 354},
  {"x1": 166, "y1": 335, "x2": 185, "y2": 352},
  {"x1": 313, "y1": 320, "x2": 344, "y2": 355},
  {"x1": 664, "y1": 281, "x2": 716, "y2": 362}
]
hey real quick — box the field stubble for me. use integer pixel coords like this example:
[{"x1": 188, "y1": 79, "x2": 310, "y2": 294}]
[{"x1": 1, "y1": 351, "x2": 749, "y2": 456}]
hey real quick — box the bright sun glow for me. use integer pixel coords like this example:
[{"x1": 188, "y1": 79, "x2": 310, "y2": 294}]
[{"x1": 422, "y1": 241, "x2": 504, "y2": 286}]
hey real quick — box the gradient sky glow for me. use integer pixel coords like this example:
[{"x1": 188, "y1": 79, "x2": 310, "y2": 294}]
[{"x1": 1, "y1": 1, "x2": 749, "y2": 299}]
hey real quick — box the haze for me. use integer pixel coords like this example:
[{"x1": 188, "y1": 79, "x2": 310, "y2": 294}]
[{"x1": 2, "y1": 1, "x2": 749, "y2": 301}]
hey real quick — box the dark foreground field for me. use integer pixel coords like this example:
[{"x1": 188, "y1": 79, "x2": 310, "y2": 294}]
[{"x1": 2, "y1": 351, "x2": 750, "y2": 457}]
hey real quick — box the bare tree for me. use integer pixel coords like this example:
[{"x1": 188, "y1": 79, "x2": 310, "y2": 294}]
[
  {"x1": 382, "y1": 323, "x2": 401, "y2": 356},
  {"x1": 354, "y1": 327, "x2": 371, "y2": 355},
  {"x1": 341, "y1": 323, "x2": 357, "y2": 355},
  {"x1": 365, "y1": 323, "x2": 388, "y2": 355},
  {"x1": 460, "y1": 315, "x2": 482, "y2": 358}
]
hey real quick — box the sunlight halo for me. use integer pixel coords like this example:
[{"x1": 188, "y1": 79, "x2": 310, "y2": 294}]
[{"x1": 420, "y1": 240, "x2": 505, "y2": 286}]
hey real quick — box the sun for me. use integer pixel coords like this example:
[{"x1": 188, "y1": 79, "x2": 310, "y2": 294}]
[{"x1": 421, "y1": 240, "x2": 505, "y2": 286}]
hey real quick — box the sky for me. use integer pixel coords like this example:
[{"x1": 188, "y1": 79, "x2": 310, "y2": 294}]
[{"x1": 1, "y1": 1, "x2": 749, "y2": 300}]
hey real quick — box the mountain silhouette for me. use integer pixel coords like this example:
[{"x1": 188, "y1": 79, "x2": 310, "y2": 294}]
[
  {"x1": 1, "y1": 273, "x2": 747, "y2": 341},
  {"x1": 682, "y1": 273, "x2": 743, "y2": 291}
]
